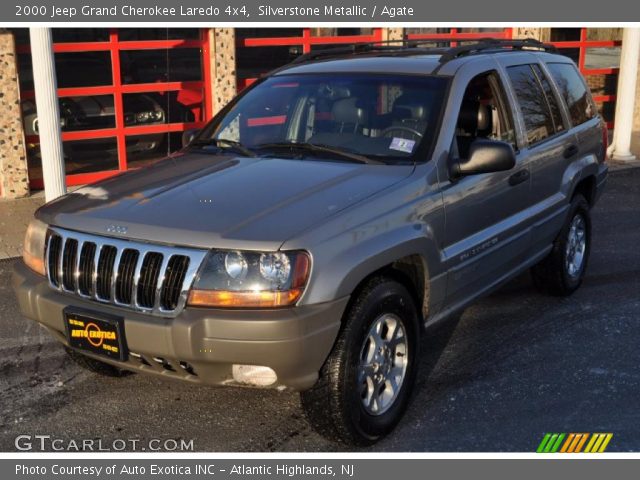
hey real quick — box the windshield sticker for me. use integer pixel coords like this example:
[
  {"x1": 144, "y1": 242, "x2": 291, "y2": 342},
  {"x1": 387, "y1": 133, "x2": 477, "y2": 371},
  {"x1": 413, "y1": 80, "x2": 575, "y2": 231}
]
[{"x1": 389, "y1": 137, "x2": 416, "y2": 154}]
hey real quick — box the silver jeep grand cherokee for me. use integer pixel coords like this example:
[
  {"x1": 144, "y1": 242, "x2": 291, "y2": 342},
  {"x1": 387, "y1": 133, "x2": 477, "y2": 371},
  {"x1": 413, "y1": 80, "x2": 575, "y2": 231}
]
[{"x1": 13, "y1": 39, "x2": 608, "y2": 445}]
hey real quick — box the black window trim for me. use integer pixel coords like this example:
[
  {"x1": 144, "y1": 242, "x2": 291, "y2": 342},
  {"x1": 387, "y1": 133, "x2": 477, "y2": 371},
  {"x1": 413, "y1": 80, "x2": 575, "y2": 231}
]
[{"x1": 486, "y1": 70, "x2": 520, "y2": 153}]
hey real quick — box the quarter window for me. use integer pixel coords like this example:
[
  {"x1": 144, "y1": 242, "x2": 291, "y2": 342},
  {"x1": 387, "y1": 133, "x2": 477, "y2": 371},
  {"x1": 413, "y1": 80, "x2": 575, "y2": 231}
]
[
  {"x1": 546, "y1": 63, "x2": 596, "y2": 126},
  {"x1": 507, "y1": 65, "x2": 556, "y2": 145}
]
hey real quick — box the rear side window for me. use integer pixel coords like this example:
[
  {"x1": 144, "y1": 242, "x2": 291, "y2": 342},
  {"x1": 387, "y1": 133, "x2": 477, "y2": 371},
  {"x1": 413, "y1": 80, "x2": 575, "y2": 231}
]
[
  {"x1": 546, "y1": 63, "x2": 596, "y2": 126},
  {"x1": 531, "y1": 64, "x2": 565, "y2": 133},
  {"x1": 506, "y1": 65, "x2": 557, "y2": 145}
]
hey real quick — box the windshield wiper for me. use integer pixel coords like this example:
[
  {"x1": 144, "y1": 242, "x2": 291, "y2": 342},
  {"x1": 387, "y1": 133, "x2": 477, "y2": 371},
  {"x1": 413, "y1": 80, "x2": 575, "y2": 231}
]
[
  {"x1": 254, "y1": 142, "x2": 383, "y2": 165},
  {"x1": 190, "y1": 138, "x2": 256, "y2": 157}
]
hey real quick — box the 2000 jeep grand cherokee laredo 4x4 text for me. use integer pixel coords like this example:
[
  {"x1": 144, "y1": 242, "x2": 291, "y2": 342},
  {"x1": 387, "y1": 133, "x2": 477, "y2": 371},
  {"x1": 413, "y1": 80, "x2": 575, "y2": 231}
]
[{"x1": 14, "y1": 39, "x2": 608, "y2": 445}]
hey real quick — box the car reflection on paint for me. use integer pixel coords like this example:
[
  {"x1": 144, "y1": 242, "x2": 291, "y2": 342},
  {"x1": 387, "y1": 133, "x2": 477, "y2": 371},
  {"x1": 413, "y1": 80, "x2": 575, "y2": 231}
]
[{"x1": 21, "y1": 94, "x2": 166, "y2": 165}]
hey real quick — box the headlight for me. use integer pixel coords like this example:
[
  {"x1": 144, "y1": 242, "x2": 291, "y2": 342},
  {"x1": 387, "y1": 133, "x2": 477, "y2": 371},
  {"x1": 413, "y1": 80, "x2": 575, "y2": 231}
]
[
  {"x1": 134, "y1": 110, "x2": 164, "y2": 124},
  {"x1": 136, "y1": 111, "x2": 151, "y2": 123},
  {"x1": 188, "y1": 250, "x2": 311, "y2": 308},
  {"x1": 151, "y1": 110, "x2": 164, "y2": 122},
  {"x1": 23, "y1": 218, "x2": 48, "y2": 276}
]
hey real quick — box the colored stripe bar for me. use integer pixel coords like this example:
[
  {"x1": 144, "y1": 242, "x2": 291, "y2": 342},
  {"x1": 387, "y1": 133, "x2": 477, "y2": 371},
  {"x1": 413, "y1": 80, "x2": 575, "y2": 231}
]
[
  {"x1": 574, "y1": 433, "x2": 589, "y2": 453},
  {"x1": 584, "y1": 434, "x2": 598, "y2": 453},
  {"x1": 537, "y1": 434, "x2": 552, "y2": 453},
  {"x1": 550, "y1": 433, "x2": 566, "y2": 453},
  {"x1": 567, "y1": 433, "x2": 582, "y2": 453},
  {"x1": 544, "y1": 434, "x2": 560, "y2": 453},
  {"x1": 560, "y1": 434, "x2": 576, "y2": 453},
  {"x1": 598, "y1": 434, "x2": 613, "y2": 453}
]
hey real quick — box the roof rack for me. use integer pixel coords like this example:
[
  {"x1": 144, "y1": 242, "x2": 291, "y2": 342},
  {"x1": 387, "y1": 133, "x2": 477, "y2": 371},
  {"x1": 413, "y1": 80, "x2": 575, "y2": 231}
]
[
  {"x1": 288, "y1": 41, "x2": 425, "y2": 65},
  {"x1": 437, "y1": 38, "x2": 558, "y2": 62},
  {"x1": 287, "y1": 38, "x2": 558, "y2": 66}
]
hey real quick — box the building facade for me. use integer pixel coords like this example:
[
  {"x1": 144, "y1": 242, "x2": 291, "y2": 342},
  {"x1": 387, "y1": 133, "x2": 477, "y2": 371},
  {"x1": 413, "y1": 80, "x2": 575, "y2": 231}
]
[{"x1": 0, "y1": 27, "x2": 633, "y2": 199}]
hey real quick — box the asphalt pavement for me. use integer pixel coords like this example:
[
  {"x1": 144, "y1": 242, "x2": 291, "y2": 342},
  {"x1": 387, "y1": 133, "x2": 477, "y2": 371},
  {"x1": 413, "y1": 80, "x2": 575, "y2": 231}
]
[{"x1": 0, "y1": 167, "x2": 639, "y2": 452}]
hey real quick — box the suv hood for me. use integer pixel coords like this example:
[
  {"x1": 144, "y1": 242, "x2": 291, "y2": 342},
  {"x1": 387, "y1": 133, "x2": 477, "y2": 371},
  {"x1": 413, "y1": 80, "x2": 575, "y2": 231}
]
[{"x1": 37, "y1": 153, "x2": 413, "y2": 251}]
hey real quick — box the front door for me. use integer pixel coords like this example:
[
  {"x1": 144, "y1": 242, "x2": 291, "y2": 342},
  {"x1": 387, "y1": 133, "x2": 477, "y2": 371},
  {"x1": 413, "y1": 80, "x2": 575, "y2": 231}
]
[{"x1": 439, "y1": 68, "x2": 532, "y2": 308}]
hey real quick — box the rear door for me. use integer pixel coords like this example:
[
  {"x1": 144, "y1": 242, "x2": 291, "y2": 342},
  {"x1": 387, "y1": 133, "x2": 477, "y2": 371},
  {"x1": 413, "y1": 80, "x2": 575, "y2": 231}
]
[{"x1": 497, "y1": 55, "x2": 575, "y2": 258}]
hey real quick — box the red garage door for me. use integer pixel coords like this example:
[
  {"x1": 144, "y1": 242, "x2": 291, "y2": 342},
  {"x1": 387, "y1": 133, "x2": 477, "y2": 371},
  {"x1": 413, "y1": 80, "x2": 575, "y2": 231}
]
[{"x1": 235, "y1": 28, "x2": 385, "y2": 90}]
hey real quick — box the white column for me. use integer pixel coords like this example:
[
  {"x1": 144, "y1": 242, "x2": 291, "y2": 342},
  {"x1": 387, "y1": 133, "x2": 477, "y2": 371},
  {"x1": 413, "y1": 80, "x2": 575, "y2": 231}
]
[
  {"x1": 611, "y1": 28, "x2": 640, "y2": 162},
  {"x1": 29, "y1": 28, "x2": 66, "y2": 201}
]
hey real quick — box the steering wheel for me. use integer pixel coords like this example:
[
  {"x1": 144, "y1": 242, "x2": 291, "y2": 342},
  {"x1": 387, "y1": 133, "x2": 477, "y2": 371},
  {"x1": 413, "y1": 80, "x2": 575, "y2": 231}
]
[{"x1": 380, "y1": 126, "x2": 423, "y2": 139}]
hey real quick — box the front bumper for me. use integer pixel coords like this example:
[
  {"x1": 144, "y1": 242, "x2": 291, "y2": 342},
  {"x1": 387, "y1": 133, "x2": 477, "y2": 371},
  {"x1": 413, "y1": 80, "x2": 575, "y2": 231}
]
[{"x1": 12, "y1": 261, "x2": 348, "y2": 391}]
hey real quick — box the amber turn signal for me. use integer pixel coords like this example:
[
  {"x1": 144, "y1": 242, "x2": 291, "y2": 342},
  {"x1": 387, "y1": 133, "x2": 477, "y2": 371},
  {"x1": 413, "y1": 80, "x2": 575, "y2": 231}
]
[
  {"x1": 22, "y1": 218, "x2": 48, "y2": 276},
  {"x1": 188, "y1": 288, "x2": 304, "y2": 308},
  {"x1": 23, "y1": 250, "x2": 46, "y2": 276}
]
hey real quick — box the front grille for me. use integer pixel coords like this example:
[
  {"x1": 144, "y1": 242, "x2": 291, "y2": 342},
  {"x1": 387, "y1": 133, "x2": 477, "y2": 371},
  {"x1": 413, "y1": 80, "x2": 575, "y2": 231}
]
[{"x1": 45, "y1": 228, "x2": 207, "y2": 317}]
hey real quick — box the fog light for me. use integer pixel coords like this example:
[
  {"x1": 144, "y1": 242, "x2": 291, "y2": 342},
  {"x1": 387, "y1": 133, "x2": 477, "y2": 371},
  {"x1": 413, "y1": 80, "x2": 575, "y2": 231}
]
[{"x1": 232, "y1": 364, "x2": 277, "y2": 386}]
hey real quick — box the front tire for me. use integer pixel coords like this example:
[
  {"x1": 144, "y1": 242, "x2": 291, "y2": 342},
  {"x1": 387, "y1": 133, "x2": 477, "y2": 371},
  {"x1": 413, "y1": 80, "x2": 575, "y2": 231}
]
[
  {"x1": 301, "y1": 276, "x2": 420, "y2": 445},
  {"x1": 531, "y1": 194, "x2": 591, "y2": 296}
]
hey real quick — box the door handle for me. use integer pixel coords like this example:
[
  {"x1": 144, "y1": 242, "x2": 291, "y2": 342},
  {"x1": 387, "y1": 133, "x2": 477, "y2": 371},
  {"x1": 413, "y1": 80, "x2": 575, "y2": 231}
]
[
  {"x1": 508, "y1": 169, "x2": 530, "y2": 186},
  {"x1": 563, "y1": 144, "x2": 579, "y2": 158}
]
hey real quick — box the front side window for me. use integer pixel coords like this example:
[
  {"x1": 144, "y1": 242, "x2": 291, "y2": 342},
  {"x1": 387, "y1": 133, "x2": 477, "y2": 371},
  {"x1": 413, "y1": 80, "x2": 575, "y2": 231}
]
[
  {"x1": 546, "y1": 63, "x2": 596, "y2": 127},
  {"x1": 454, "y1": 70, "x2": 517, "y2": 159},
  {"x1": 197, "y1": 74, "x2": 449, "y2": 164},
  {"x1": 507, "y1": 64, "x2": 557, "y2": 145}
]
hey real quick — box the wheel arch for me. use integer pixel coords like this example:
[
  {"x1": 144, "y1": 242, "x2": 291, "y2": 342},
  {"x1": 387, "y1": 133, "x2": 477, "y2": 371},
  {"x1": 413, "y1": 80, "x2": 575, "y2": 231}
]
[
  {"x1": 572, "y1": 174, "x2": 597, "y2": 207},
  {"x1": 333, "y1": 236, "x2": 438, "y2": 324}
]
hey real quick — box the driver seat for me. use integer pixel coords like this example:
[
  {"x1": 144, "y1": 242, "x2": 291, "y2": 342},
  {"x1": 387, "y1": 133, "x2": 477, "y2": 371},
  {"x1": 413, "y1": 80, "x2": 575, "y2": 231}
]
[{"x1": 455, "y1": 100, "x2": 491, "y2": 158}]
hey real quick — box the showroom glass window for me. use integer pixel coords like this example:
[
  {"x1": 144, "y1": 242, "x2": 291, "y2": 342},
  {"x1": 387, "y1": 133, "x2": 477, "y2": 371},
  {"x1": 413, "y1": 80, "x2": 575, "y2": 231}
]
[{"x1": 11, "y1": 28, "x2": 208, "y2": 188}]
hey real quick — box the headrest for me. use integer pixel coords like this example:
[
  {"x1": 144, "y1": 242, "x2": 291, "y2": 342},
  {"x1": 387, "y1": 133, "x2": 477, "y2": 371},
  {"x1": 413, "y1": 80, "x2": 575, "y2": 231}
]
[
  {"x1": 327, "y1": 86, "x2": 351, "y2": 100},
  {"x1": 457, "y1": 100, "x2": 490, "y2": 133},
  {"x1": 332, "y1": 98, "x2": 368, "y2": 125},
  {"x1": 392, "y1": 95, "x2": 428, "y2": 121}
]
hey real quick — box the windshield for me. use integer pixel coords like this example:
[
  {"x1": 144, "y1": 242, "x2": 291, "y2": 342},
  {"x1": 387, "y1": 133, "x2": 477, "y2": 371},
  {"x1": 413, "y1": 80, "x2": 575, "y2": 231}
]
[{"x1": 195, "y1": 73, "x2": 448, "y2": 163}]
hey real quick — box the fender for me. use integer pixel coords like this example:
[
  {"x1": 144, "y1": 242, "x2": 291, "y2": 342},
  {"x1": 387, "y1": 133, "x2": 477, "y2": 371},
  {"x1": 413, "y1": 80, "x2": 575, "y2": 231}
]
[{"x1": 295, "y1": 223, "x2": 446, "y2": 317}]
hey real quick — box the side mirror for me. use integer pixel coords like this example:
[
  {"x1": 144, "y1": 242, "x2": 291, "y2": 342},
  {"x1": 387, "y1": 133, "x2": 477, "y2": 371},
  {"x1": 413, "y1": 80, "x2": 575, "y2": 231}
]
[
  {"x1": 181, "y1": 129, "x2": 200, "y2": 148},
  {"x1": 450, "y1": 139, "x2": 516, "y2": 178}
]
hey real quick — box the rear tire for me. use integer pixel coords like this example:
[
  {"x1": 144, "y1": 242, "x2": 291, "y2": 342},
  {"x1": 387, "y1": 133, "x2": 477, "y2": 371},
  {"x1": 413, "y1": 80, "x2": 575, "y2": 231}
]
[
  {"x1": 64, "y1": 347, "x2": 132, "y2": 377},
  {"x1": 301, "y1": 276, "x2": 420, "y2": 445},
  {"x1": 531, "y1": 194, "x2": 591, "y2": 296}
]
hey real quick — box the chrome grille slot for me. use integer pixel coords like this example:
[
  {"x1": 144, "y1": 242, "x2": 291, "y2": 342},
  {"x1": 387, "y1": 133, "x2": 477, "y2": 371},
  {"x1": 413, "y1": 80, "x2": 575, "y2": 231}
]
[
  {"x1": 44, "y1": 227, "x2": 207, "y2": 318},
  {"x1": 115, "y1": 249, "x2": 139, "y2": 305},
  {"x1": 137, "y1": 252, "x2": 163, "y2": 309},
  {"x1": 47, "y1": 234, "x2": 63, "y2": 287},
  {"x1": 61, "y1": 239, "x2": 78, "y2": 291},
  {"x1": 161, "y1": 255, "x2": 190, "y2": 311},
  {"x1": 77, "y1": 242, "x2": 96, "y2": 296},
  {"x1": 96, "y1": 246, "x2": 117, "y2": 300}
]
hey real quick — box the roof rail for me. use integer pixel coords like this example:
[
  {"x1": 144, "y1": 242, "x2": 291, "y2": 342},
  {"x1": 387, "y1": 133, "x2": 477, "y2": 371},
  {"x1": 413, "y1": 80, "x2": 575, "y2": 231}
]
[
  {"x1": 437, "y1": 38, "x2": 558, "y2": 63},
  {"x1": 286, "y1": 38, "x2": 558, "y2": 67},
  {"x1": 288, "y1": 40, "x2": 423, "y2": 65}
]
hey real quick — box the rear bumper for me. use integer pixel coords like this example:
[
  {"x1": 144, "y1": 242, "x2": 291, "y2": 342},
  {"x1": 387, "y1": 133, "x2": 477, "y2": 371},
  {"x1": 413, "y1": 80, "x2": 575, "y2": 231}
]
[{"x1": 12, "y1": 261, "x2": 348, "y2": 391}]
